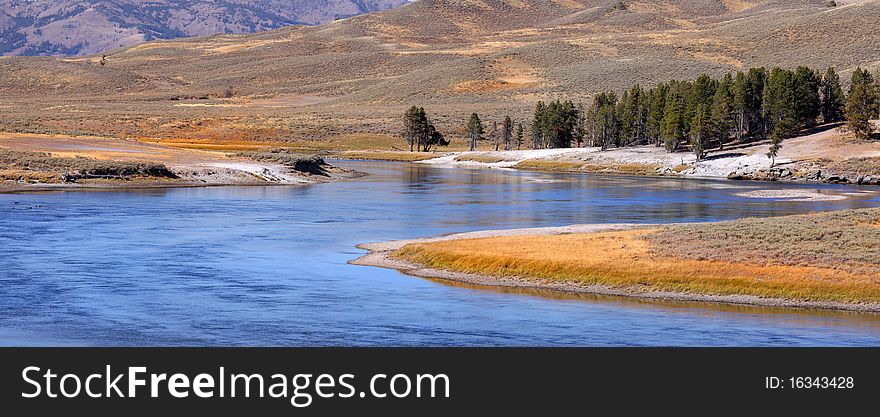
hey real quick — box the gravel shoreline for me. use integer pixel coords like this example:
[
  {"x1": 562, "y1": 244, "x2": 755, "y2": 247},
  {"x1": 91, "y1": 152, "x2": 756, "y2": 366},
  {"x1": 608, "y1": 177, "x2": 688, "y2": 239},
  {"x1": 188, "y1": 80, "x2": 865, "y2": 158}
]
[{"x1": 350, "y1": 224, "x2": 880, "y2": 313}]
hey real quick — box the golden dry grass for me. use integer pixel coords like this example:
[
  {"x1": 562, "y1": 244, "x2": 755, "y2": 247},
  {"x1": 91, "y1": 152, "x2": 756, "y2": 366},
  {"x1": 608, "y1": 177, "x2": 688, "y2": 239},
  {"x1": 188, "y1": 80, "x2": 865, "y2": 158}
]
[
  {"x1": 154, "y1": 141, "x2": 278, "y2": 152},
  {"x1": 454, "y1": 154, "x2": 508, "y2": 163},
  {"x1": 0, "y1": 169, "x2": 60, "y2": 183},
  {"x1": 514, "y1": 159, "x2": 585, "y2": 171},
  {"x1": 394, "y1": 226, "x2": 880, "y2": 304},
  {"x1": 514, "y1": 159, "x2": 659, "y2": 175},
  {"x1": 331, "y1": 150, "x2": 441, "y2": 162},
  {"x1": 581, "y1": 162, "x2": 660, "y2": 175}
]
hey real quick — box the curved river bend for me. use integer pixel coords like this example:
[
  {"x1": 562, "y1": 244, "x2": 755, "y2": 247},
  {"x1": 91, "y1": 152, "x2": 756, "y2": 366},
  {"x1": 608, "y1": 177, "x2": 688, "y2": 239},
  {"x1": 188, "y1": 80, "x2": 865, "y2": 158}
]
[{"x1": 2, "y1": 160, "x2": 880, "y2": 346}]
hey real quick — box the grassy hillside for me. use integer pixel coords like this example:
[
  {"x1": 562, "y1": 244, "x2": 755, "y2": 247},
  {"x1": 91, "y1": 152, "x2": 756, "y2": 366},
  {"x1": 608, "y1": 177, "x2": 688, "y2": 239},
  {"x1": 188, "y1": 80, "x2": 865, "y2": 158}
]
[
  {"x1": 0, "y1": 0, "x2": 408, "y2": 56},
  {"x1": 0, "y1": 0, "x2": 877, "y2": 146}
]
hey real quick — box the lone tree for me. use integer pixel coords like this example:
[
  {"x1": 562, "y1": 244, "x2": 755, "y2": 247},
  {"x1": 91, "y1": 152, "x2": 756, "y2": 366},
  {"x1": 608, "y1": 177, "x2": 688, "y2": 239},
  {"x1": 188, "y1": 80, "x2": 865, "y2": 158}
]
[
  {"x1": 821, "y1": 67, "x2": 846, "y2": 123},
  {"x1": 466, "y1": 113, "x2": 484, "y2": 151},
  {"x1": 514, "y1": 122, "x2": 524, "y2": 150},
  {"x1": 501, "y1": 116, "x2": 513, "y2": 151},
  {"x1": 845, "y1": 68, "x2": 879, "y2": 139},
  {"x1": 403, "y1": 106, "x2": 448, "y2": 152}
]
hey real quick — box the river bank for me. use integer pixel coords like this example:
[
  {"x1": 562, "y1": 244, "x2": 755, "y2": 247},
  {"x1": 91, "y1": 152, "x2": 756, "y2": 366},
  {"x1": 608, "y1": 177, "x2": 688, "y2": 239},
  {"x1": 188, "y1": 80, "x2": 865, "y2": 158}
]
[
  {"x1": 333, "y1": 123, "x2": 880, "y2": 186},
  {"x1": 352, "y1": 210, "x2": 880, "y2": 313},
  {"x1": 0, "y1": 133, "x2": 364, "y2": 192}
]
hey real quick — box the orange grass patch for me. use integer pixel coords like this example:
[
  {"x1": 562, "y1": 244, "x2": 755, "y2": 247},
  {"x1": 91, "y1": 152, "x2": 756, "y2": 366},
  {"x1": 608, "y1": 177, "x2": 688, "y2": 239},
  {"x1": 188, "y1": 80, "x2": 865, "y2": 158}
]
[
  {"x1": 393, "y1": 229, "x2": 880, "y2": 304},
  {"x1": 514, "y1": 160, "x2": 584, "y2": 171},
  {"x1": 514, "y1": 160, "x2": 658, "y2": 175},
  {"x1": 332, "y1": 150, "x2": 441, "y2": 162}
]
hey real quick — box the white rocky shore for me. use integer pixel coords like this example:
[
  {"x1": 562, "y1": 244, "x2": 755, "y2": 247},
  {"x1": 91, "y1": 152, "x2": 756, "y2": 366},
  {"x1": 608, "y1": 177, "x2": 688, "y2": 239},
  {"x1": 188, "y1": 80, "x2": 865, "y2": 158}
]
[{"x1": 416, "y1": 124, "x2": 880, "y2": 185}]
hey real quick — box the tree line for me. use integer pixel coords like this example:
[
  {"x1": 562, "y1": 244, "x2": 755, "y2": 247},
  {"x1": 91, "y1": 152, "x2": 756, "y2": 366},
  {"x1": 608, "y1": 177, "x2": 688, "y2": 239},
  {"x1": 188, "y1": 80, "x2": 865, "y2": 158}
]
[
  {"x1": 572, "y1": 66, "x2": 877, "y2": 164},
  {"x1": 403, "y1": 67, "x2": 879, "y2": 161}
]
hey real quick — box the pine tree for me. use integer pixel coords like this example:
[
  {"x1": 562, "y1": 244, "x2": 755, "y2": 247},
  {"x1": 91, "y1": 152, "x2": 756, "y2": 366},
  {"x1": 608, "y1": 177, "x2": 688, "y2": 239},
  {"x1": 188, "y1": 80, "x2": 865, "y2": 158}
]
[
  {"x1": 619, "y1": 85, "x2": 647, "y2": 145},
  {"x1": 422, "y1": 122, "x2": 448, "y2": 152},
  {"x1": 820, "y1": 67, "x2": 845, "y2": 123},
  {"x1": 501, "y1": 116, "x2": 513, "y2": 151},
  {"x1": 574, "y1": 103, "x2": 587, "y2": 147},
  {"x1": 403, "y1": 106, "x2": 426, "y2": 152},
  {"x1": 542, "y1": 100, "x2": 579, "y2": 148},
  {"x1": 733, "y1": 67, "x2": 767, "y2": 141},
  {"x1": 689, "y1": 74, "x2": 718, "y2": 118},
  {"x1": 793, "y1": 66, "x2": 821, "y2": 127},
  {"x1": 403, "y1": 107, "x2": 446, "y2": 152},
  {"x1": 710, "y1": 73, "x2": 736, "y2": 149},
  {"x1": 845, "y1": 68, "x2": 879, "y2": 139},
  {"x1": 646, "y1": 83, "x2": 668, "y2": 146},
  {"x1": 690, "y1": 104, "x2": 713, "y2": 161},
  {"x1": 532, "y1": 101, "x2": 546, "y2": 149},
  {"x1": 662, "y1": 87, "x2": 687, "y2": 152},
  {"x1": 466, "y1": 113, "x2": 484, "y2": 151},
  {"x1": 489, "y1": 121, "x2": 499, "y2": 151},
  {"x1": 514, "y1": 122, "x2": 524, "y2": 150},
  {"x1": 590, "y1": 92, "x2": 619, "y2": 150},
  {"x1": 763, "y1": 67, "x2": 799, "y2": 142},
  {"x1": 766, "y1": 128, "x2": 786, "y2": 167}
]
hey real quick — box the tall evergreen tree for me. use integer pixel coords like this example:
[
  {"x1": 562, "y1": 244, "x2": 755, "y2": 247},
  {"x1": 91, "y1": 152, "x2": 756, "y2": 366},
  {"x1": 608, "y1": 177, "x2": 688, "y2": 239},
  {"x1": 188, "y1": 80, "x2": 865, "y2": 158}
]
[
  {"x1": 575, "y1": 103, "x2": 587, "y2": 147},
  {"x1": 590, "y1": 92, "x2": 619, "y2": 150},
  {"x1": 820, "y1": 67, "x2": 845, "y2": 123},
  {"x1": 421, "y1": 123, "x2": 448, "y2": 152},
  {"x1": 619, "y1": 85, "x2": 648, "y2": 145},
  {"x1": 403, "y1": 106, "x2": 426, "y2": 152},
  {"x1": 531, "y1": 101, "x2": 546, "y2": 149},
  {"x1": 514, "y1": 122, "x2": 524, "y2": 150},
  {"x1": 662, "y1": 87, "x2": 687, "y2": 152},
  {"x1": 501, "y1": 116, "x2": 513, "y2": 151},
  {"x1": 466, "y1": 113, "x2": 484, "y2": 151},
  {"x1": 690, "y1": 104, "x2": 713, "y2": 161},
  {"x1": 403, "y1": 106, "x2": 446, "y2": 152},
  {"x1": 793, "y1": 66, "x2": 821, "y2": 127},
  {"x1": 763, "y1": 67, "x2": 799, "y2": 141},
  {"x1": 845, "y1": 68, "x2": 879, "y2": 139},
  {"x1": 733, "y1": 67, "x2": 767, "y2": 141},
  {"x1": 763, "y1": 68, "x2": 800, "y2": 165},
  {"x1": 646, "y1": 83, "x2": 668, "y2": 146},
  {"x1": 710, "y1": 73, "x2": 736, "y2": 149},
  {"x1": 542, "y1": 100, "x2": 579, "y2": 148},
  {"x1": 689, "y1": 74, "x2": 718, "y2": 118},
  {"x1": 489, "y1": 121, "x2": 499, "y2": 151}
]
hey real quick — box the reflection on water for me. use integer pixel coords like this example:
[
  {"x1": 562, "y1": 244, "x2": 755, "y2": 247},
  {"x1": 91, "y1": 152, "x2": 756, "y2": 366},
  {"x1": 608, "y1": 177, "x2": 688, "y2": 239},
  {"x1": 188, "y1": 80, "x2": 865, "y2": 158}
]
[{"x1": 1, "y1": 160, "x2": 879, "y2": 346}]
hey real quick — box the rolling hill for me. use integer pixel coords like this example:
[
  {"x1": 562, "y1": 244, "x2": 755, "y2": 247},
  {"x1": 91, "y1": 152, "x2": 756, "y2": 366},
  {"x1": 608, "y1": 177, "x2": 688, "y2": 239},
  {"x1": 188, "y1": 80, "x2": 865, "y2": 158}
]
[
  {"x1": 0, "y1": 0, "x2": 408, "y2": 56},
  {"x1": 0, "y1": 0, "x2": 878, "y2": 144}
]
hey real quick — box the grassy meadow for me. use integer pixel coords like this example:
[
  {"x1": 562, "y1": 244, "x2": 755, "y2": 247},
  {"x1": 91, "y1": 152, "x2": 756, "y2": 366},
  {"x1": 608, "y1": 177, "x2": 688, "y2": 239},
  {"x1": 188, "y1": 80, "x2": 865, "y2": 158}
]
[{"x1": 393, "y1": 209, "x2": 880, "y2": 304}]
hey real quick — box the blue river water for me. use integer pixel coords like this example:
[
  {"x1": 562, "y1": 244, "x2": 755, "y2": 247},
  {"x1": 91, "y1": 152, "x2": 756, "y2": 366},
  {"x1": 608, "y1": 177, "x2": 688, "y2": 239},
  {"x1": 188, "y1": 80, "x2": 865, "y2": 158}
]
[{"x1": 2, "y1": 160, "x2": 880, "y2": 346}]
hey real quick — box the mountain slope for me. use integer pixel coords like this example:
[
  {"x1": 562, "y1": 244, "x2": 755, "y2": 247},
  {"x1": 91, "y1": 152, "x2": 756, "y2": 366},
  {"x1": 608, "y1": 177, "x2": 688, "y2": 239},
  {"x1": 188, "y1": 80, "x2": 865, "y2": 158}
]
[
  {"x1": 0, "y1": 0, "x2": 408, "y2": 56},
  {"x1": 0, "y1": 0, "x2": 877, "y2": 143}
]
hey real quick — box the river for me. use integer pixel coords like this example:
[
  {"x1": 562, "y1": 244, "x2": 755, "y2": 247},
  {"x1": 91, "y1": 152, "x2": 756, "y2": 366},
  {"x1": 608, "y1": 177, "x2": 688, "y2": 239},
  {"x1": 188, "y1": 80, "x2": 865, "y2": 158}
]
[{"x1": 2, "y1": 160, "x2": 880, "y2": 346}]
